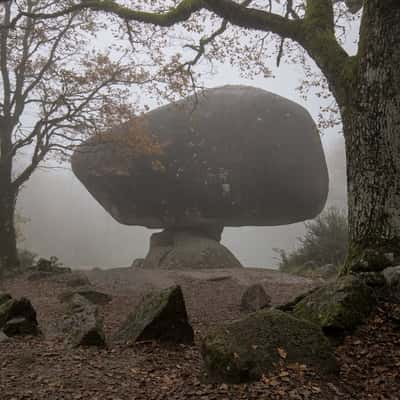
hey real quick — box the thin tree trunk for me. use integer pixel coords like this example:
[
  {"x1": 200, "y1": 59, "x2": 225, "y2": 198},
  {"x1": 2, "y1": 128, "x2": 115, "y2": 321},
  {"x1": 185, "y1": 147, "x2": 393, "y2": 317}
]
[{"x1": 342, "y1": 0, "x2": 400, "y2": 273}]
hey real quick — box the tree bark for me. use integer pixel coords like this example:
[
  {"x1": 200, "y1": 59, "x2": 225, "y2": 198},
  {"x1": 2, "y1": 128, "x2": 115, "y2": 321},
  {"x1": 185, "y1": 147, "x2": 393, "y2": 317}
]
[
  {"x1": 342, "y1": 0, "x2": 400, "y2": 272},
  {"x1": 0, "y1": 115, "x2": 19, "y2": 272},
  {"x1": 0, "y1": 170, "x2": 18, "y2": 273}
]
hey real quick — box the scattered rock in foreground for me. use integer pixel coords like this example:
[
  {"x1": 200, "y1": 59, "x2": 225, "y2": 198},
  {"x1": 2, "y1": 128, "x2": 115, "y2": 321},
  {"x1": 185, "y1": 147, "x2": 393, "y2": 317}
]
[
  {"x1": 240, "y1": 283, "x2": 271, "y2": 312},
  {"x1": 59, "y1": 287, "x2": 112, "y2": 306},
  {"x1": 115, "y1": 285, "x2": 194, "y2": 345},
  {"x1": 0, "y1": 297, "x2": 39, "y2": 336},
  {"x1": 292, "y1": 275, "x2": 376, "y2": 338},
  {"x1": 201, "y1": 308, "x2": 337, "y2": 383},
  {"x1": 383, "y1": 265, "x2": 400, "y2": 303},
  {"x1": 54, "y1": 272, "x2": 91, "y2": 288},
  {"x1": 63, "y1": 294, "x2": 105, "y2": 347}
]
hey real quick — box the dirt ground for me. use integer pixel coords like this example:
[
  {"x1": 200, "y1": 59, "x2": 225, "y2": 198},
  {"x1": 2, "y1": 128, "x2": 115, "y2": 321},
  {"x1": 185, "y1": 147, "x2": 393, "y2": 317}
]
[{"x1": 1, "y1": 267, "x2": 400, "y2": 399}]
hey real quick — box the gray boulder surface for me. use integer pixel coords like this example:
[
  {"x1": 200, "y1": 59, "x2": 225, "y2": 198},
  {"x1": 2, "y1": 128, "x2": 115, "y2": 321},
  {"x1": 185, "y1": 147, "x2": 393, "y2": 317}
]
[
  {"x1": 143, "y1": 229, "x2": 242, "y2": 269},
  {"x1": 72, "y1": 85, "x2": 328, "y2": 230},
  {"x1": 240, "y1": 283, "x2": 271, "y2": 312},
  {"x1": 115, "y1": 285, "x2": 194, "y2": 344},
  {"x1": 63, "y1": 294, "x2": 105, "y2": 347},
  {"x1": 201, "y1": 308, "x2": 337, "y2": 383}
]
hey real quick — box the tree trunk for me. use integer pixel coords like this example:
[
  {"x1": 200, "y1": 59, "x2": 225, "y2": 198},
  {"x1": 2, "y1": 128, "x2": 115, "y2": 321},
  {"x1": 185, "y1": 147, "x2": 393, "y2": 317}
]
[
  {"x1": 0, "y1": 121, "x2": 19, "y2": 272},
  {"x1": 0, "y1": 183, "x2": 18, "y2": 273},
  {"x1": 342, "y1": 0, "x2": 400, "y2": 273}
]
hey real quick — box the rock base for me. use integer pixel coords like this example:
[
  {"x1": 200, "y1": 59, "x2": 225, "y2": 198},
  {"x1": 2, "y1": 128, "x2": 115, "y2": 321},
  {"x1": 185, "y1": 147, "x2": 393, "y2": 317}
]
[{"x1": 142, "y1": 228, "x2": 242, "y2": 270}]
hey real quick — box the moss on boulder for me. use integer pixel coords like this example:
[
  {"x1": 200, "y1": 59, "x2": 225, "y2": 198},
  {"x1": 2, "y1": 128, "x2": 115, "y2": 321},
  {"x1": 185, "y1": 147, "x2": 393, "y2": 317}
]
[
  {"x1": 201, "y1": 309, "x2": 337, "y2": 383},
  {"x1": 115, "y1": 285, "x2": 194, "y2": 344},
  {"x1": 63, "y1": 294, "x2": 105, "y2": 347},
  {"x1": 292, "y1": 275, "x2": 375, "y2": 337}
]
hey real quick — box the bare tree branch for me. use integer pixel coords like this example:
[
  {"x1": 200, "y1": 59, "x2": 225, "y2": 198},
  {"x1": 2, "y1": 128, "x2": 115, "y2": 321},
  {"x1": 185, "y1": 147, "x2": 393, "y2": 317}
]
[{"x1": 24, "y1": 0, "x2": 205, "y2": 26}]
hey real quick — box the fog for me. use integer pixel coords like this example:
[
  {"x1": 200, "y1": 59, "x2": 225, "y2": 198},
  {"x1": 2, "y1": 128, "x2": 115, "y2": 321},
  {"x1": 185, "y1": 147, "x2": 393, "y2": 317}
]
[
  {"x1": 15, "y1": 39, "x2": 350, "y2": 270},
  {"x1": 16, "y1": 132, "x2": 346, "y2": 269}
]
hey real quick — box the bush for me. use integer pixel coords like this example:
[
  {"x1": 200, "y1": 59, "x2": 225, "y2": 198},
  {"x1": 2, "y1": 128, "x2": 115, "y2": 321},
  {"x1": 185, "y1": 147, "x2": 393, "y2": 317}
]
[
  {"x1": 17, "y1": 248, "x2": 37, "y2": 270},
  {"x1": 275, "y1": 207, "x2": 348, "y2": 276}
]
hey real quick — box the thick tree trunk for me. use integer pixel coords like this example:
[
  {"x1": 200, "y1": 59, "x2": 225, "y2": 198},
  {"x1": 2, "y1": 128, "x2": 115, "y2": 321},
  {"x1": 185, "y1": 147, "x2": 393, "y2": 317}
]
[
  {"x1": 342, "y1": 0, "x2": 400, "y2": 273},
  {"x1": 0, "y1": 185, "x2": 18, "y2": 272},
  {"x1": 0, "y1": 121, "x2": 19, "y2": 273}
]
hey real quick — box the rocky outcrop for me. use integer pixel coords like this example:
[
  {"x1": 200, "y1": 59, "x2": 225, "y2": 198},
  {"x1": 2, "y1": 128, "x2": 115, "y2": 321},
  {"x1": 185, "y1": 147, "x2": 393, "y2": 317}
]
[
  {"x1": 201, "y1": 309, "x2": 337, "y2": 383},
  {"x1": 143, "y1": 229, "x2": 242, "y2": 269},
  {"x1": 240, "y1": 283, "x2": 271, "y2": 312},
  {"x1": 63, "y1": 294, "x2": 105, "y2": 347},
  {"x1": 115, "y1": 286, "x2": 194, "y2": 344},
  {"x1": 291, "y1": 276, "x2": 376, "y2": 337},
  {"x1": 0, "y1": 296, "x2": 39, "y2": 336}
]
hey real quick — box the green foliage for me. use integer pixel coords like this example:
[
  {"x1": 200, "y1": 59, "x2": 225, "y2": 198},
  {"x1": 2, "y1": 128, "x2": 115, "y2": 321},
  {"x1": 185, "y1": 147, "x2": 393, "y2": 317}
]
[{"x1": 275, "y1": 207, "x2": 348, "y2": 276}]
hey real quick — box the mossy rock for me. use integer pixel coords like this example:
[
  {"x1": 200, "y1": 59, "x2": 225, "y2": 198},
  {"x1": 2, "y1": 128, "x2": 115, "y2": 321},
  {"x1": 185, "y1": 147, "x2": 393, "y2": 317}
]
[
  {"x1": 292, "y1": 275, "x2": 375, "y2": 337},
  {"x1": 0, "y1": 292, "x2": 12, "y2": 306},
  {"x1": 63, "y1": 294, "x2": 105, "y2": 347},
  {"x1": 0, "y1": 297, "x2": 39, "y2": 336},
  {"x1": 115, "y1": 286, "x2": 193, "y2": 344},
  {"x1": 201, "y1": 309, "x2": 337, "y2": 383}
]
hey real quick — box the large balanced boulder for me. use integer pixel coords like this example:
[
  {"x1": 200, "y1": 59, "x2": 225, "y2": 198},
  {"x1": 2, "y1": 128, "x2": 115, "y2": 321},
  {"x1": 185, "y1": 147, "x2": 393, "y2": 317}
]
[
  {"x1": 72, "y1": 85, "x2": 328, "y2": 270},
  {"x1": 0, "y1": 296, "x2": 39, "y2": 336},
  {"x1": 201, "y1": 309, "x2": 337, "y2": 383},
  {"x1": 143, "y1": 229, "x2": 242, "y2": 269},
  {"x1": 72, "y1": 85, "x2": 328, "y2": 229},
  {"x1": 63, "y1": 294, "x2": 105, "y2": 347},
  {"x1": 115, "y1": 286, "x2": 194, "y2": 344},
  {"x1": 291, "y1": 275, "x2": 376, "y2": 337}
]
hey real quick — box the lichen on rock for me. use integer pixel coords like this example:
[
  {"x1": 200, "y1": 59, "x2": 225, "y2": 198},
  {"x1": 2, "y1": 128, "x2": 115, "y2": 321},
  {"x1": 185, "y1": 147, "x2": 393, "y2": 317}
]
[
  {"x1": 292, "y1": 275, "x2": 376, "y2": 337},
  {"x1": 201, "y1": 309, "x2": 337, "y2": 383}
]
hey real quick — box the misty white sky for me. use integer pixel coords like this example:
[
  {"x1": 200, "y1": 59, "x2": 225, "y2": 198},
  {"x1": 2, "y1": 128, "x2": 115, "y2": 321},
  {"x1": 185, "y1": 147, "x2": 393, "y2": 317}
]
[{"x1": 16, "y1": 7, "x2": 360, "y2": 268}]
